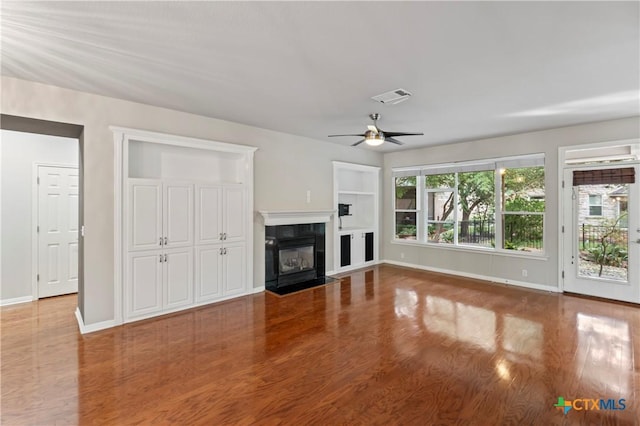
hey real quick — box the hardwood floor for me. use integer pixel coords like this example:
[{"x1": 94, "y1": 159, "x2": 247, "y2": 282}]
[{"x1": 2, "y1": 264, "x2": 639, "y2": 425}]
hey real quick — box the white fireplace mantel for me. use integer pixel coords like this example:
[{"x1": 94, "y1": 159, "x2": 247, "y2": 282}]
[{"x1": 259, "y1": 210, "x2": 335, "y2": 226}]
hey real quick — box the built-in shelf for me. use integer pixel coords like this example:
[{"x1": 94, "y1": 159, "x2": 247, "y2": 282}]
[{"x1": 333, "y1": 161, "x2": 380, "y2": 272}]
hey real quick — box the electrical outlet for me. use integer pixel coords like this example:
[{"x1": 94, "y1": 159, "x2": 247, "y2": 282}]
[
  {"x1": 306, "y1": 190, "x2": 311, "y2": 203},
  {"x1": 522, "y1": 269, "x2": 528, "y2": 278},
  {"x1": 400, "y1": 252, "x2": 405, "y2": 259}
]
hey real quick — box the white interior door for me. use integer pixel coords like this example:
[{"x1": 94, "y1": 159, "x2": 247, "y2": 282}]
[
  {"x1": 37, "y1": 166, "x2": 79, "y2": 298},
  {"x1": 562, "y1": 165, "x2": 639, "y2": 303}
]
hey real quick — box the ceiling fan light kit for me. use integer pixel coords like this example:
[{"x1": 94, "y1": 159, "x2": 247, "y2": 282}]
[{"x1": 328, "y1": 113, "x2": 423, "y2": 148}]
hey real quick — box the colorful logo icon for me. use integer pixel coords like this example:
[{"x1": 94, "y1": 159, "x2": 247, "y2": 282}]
[{"x1": 555, "y1": 397, "x2": 572, "y2": 415}]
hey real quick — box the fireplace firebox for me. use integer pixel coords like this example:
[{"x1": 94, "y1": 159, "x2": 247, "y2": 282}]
[{"x1": 265, "y1": 223, "x2": 326, "y2": 290}]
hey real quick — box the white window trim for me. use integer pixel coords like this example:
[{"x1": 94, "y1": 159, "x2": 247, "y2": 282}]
[
  {"x1": 392, "y1": 154, "x2": 546, "y2": 256},
  {"x1": 588, "y1": 194, "x2": 603, "y2": 217}
]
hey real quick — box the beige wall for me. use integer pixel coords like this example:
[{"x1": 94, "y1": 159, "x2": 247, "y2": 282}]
[
  {"x1": 383, "y1": 116, "x2": 640, "y2": 289},
  {"x1": 0, "y1": 76, "x2": 382, "y2": 324}
]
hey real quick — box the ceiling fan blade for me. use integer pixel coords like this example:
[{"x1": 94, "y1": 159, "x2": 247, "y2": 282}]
[
  {"x1": 385, "y1": 137, "x2": 404, "y2": 146},
  {"x1": 382, "y1": 131, "x2": 424, "y2": 137},
  {"x1": 351, "y1": 139, "x2": 366, "y2": 147},
  {"x1": 367, "y1": 125, "x2": 378, "y2": 134},
  {"x1": 328, "y1": 133, "x2": 366, "y2": 138}
]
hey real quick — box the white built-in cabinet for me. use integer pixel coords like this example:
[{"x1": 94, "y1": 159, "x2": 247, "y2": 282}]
[
  {"x1": 113, "y1": 127, "x2": 256, "y2": 324},
  {"x1": 333, "y1": 161, "x2": 380, "y2": 273},
  {"x1": 194, "y1": 184, "x2": 247, "y2": 303}
]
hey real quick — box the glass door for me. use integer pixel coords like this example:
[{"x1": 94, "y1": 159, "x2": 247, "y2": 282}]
[{"x1": 562, "y1": 165, "x2": 639, "y2": 303}]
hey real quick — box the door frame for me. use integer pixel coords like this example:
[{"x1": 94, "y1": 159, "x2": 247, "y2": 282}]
[
  {"x1": 31, "y1": 163, "x2": 79, "y2": 299},
  {"x1": 558, "y1": 139, "x2": 640, "y2": 298}
]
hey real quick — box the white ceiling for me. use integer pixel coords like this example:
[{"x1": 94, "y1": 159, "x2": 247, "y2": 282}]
[{"x1": 2, "y1": 1, "x2": 638, "y2": 152}]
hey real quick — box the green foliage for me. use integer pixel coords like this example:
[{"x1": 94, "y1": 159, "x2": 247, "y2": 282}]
[
  {"x1": 395, "y1": 177, "x2": 417, "y2": 208},
  {"x1": 586, "y1": 244, "x2": 628, "y2": 268},
  {"x1": 504, "y1": 198, "x2": 545, "y2": 213},
  {"x1": 396, "y1": 225, "x2": 416, "y2": 238}
]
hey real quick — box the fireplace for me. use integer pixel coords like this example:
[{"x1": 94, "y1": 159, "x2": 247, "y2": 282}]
[{"x1": 265, "y1": 224, "x2": 326, "y2": 290}]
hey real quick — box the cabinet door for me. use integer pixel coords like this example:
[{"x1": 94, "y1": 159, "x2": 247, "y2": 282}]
[
  {"x1": 195, "y1": 245, "x2": 223, "y2": 302},
  {"x1": 164, "y1": 247, "x2": 194, "y2": 309},
  {"x1": 340, "y1": 234, "x2": 351, "y2": 267},
  {"x1": 164, "y1": 183, "x2": 193, "y2": 248},
  {"x1": 127, "y1": 250, "x2": 163, "y2": 319},
  {"x1": 195, "y1": 185, "x2": 223, "y2": 245},
  {"x1": 223, "y1": 243, "x2": 246, "y2": 296},
  {"x1": 351, "y1": 233, "x2": 364, "y2": 267},
  {"x1": 129, "y1": 180, "x2": 162, "y2": 251},
  {"x1": 223, "y1": 187, "x2": 245, "y2": 243},
  {"x1": 365, "y1": 232, "x2": 375, "y2": 262}
]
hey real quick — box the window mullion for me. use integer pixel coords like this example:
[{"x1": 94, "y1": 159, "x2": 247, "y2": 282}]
[
  {"x1": 417, "y1": 175, "x2": 425, "y2": 243},
  {"x1": 453, "y1": 173, "x2": 459, "y2": 245},
  {"x1": 495, "y1": 168, "x2": 503, "y2": 250}
]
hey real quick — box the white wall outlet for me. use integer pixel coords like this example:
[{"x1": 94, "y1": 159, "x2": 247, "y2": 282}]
[
  {"x1": 400, "y1": 252, "x2": 405, "y2": 259},
  {"x1": 522, "y1": 269, "x2": 528, "y2": 277},
  {"x1": 306, "y1": 190, "x2": 311, "y2": 203}
]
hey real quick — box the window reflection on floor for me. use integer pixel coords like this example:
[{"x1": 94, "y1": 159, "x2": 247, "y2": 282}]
[
  {"x1": 394, "y1": 288, "x2": 418, "y2": 320},
  {"x1": 423, "y1": 295, "x2": 496, "y2": 352},
  {"x1": 576, "y1": 313, "x2": 631, "y2": 394},
  {"x1": 503, "y1": 315, "x2": 543, "y2": 360}
]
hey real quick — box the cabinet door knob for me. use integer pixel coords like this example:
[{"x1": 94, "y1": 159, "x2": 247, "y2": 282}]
[
  {"x1": 220, "y1": 248, "x2": 223, "y2": 255},
  {"x1": 223, "y1": 248, "x2": 227, "y2": 255},
  {"x1": 159, "y1": 237, "x2": 163, "y2": 246},
  {"x1": 164, "y1": 237, "x2": 168, "y2": 246},
  {"x1": 164, "y1": 254, "x2": 167, "y2": 262},
  {"x1": 223, "y1": 232, "x2": 227, "y2": 240},
  {"x1": 159, "y1": 254, "x2": 163, "y2": 263},
  {"x1": 219, "y1": 233, "x2": 223, "y2": 241}
]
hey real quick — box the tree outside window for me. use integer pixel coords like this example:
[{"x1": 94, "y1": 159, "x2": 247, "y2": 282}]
[
  {"x1": 501, "y1": 166, "x2": 545, "y2": 252},
  {"x1": 393, "y1": 155, "x2": 545, "y2": 254},
  {"x1": 395, "y1": 176, "x2": 417, "y2": 239}
]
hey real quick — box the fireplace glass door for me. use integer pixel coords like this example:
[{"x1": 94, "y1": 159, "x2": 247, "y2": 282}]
[{"x1": 279, "y1": 245, "x2": 315, "y2": 275}]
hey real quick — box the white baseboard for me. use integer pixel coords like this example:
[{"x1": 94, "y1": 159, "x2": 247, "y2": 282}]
[
  {"x1": 252, "y1": 285, "x2": 265, "y2": 294},
  {"x1": 0, "y1": 295, "x2": 34, "y2": 306},
  {"x1": 75, "y1": 308, "x2": 118, "y2": 335},
  {"x1": 328, "y1": 260, "x2": 381, "y2": 276},
  {"x1": 382, "y1": 259, "x2": 560, "y2": 293}
]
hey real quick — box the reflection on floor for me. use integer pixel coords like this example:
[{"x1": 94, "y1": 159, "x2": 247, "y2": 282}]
[{"x1": 1, "y1": 264, "x2": 638, "y2": 424}]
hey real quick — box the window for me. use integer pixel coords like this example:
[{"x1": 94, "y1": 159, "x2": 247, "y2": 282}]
[
  {"x1": 501, "y1": 166, "x2": 545, "y2": 252},
  {"x1": 425, "y1": 173, "x2": 455, "y2": 244},
  {"x1": 395, "y1": 176, "x2": 418, "y2": 239},
  {"x1": 393, "y1": 154, "x2": 545, "y2": 254},
  {"x1": 588, "y1": 194, "x2": 602, "y2": 216}
]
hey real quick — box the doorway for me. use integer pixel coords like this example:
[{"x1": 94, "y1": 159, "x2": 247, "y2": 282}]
[
  {"x1": 35, "y1": 165, "x2": 79, "y2": 298},
  {"x1": 560, "y1": 143, "x2": 639, "y2": 304},
  {"x1": 0, "y1": 115, "x2": 84, "y2": 307}
]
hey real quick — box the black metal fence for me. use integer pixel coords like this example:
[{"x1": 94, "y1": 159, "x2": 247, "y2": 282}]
[
  {"x1": 580, "y1": 224, "x2": 628, "y2": 250},
  {"x1": 458, "y1": 220, "x2": 495, "y2": 246}
]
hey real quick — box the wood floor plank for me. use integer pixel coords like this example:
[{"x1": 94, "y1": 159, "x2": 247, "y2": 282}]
[{"x1": 2, "y1": 264, "x2": 639, "y2": 425}]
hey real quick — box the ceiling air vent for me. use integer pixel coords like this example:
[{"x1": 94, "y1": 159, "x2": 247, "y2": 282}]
[{"x1": 371, "y1": 88, "x2": 412, "y2": 105}]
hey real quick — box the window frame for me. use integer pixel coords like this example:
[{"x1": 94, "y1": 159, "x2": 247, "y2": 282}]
[
  {"x1": 588, "y1": 194, "x2": 603, "y2": 216},
  {"x1": 392, "y1": 154, "x2": 546, "y2": 257}
]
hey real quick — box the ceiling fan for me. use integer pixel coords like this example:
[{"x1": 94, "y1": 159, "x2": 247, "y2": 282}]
[{"x1": 328, "y1": 113, "x2": 423, "y2": 147}]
